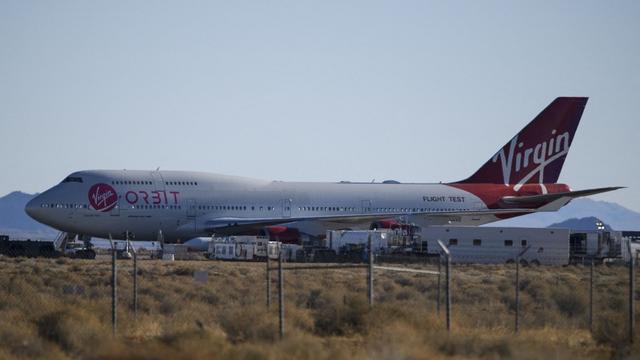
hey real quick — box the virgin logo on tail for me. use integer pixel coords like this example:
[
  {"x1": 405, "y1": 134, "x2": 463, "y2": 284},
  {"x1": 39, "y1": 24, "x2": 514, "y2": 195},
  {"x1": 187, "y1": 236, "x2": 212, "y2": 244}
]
[
  {"x1": 88, "y1": 183, "x2": 118, "y2": 212},
  {"x1": 492, "y1": 130, "x2": 570, "y2": 189},
  {"x1": 452, "y1": 97, "x2": 586, "y2": 187}
]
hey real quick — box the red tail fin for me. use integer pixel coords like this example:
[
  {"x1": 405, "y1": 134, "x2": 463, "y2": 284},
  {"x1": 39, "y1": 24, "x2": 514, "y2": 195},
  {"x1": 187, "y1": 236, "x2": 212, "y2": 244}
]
[{"x1": 456, "y1": 97, "x2": 588, "y2": 185}]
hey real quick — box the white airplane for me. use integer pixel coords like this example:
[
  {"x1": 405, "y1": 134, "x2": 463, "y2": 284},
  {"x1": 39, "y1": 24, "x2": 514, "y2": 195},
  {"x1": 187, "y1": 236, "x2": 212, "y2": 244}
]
[{"x1": 25, "y1": 97, "x2": 622, "y2": 243}]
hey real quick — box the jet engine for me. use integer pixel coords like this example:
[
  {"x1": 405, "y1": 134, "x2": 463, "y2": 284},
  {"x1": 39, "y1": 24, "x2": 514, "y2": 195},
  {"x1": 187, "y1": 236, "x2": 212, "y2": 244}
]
[{"x1": 259, "y1": 226, "x2": 301, "y2": 244}]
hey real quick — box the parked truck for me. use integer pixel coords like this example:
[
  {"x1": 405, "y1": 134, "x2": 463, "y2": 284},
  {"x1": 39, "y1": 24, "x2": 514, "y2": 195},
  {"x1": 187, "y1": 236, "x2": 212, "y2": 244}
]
[
  {"x1": 207, "y1": 236, "x2": 304, "y2": 262},
  {"x1": 326, "y1": 230, "x2": 396, "y2": 254},
  {"x1": 0, "y1": 233, "x2": 95, "y2": 259}
]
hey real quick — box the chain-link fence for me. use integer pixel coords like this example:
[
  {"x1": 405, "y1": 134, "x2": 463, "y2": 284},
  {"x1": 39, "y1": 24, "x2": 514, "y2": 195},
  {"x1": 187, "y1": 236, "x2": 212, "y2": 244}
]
[{"x1": 0, "y1": 250, "x2": 638, "y2": 359}]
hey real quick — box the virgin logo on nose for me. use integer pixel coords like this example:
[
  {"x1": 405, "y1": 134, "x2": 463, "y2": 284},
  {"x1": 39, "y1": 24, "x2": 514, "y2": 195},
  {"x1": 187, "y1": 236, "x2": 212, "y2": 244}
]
[{"x1": 88, "y1": 183, "x2": 118, "y2": 212}]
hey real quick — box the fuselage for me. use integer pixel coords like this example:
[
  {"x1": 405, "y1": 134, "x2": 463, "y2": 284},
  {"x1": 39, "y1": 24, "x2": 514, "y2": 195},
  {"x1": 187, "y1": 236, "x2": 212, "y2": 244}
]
[{"x1": 25, "y1": 169, "x2": 561, "y2": 242}]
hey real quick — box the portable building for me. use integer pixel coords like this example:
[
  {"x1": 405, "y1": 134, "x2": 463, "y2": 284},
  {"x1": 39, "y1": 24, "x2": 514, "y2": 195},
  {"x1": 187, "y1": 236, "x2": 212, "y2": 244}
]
[{"x1": 421, "y1": 226, "x2": 570, "y2": 265}]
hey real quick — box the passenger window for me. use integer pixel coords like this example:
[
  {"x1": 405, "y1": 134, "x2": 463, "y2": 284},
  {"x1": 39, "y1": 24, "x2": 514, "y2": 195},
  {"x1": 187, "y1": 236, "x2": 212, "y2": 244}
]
[
  {"x1": 504, "y1": 240, "x2": 513, "y2": 247},
  {"x1": 449, "y1": 239, "x2": 458, "y2": 246},
  {"x1": 473, "y1": 239, "x2": 482, "y2": 246}
]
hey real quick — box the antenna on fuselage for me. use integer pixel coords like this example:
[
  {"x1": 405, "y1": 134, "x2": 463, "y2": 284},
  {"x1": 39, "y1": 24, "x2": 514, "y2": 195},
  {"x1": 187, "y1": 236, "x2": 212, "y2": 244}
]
[{"x1": 156, "y1": 167, "x2": 160, "y2": 171}]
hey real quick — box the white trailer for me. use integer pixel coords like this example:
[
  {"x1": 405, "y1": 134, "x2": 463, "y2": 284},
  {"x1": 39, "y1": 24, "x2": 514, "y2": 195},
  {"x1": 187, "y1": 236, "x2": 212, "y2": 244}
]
[
  {"x1": 234, "y1": 242, "x2": 255, "y2": 260},
  {"x1": 326, "y1": 230, "x2": 394, "y2": 254},
  {"x1": 254, "y1": 237, "x2": 281, "y2": 260},
  {"x1": 209, "y1": 240, "x2": 235, "y2": 260},
  {"x1": 421, "y1": 226, "x2": 570, "y2": 265},
  {"x1": 570, "y1": 230, "x2": 623, "y2": 261},
  {"x1": 266, "y1": 241, "x2": 280, "y2": 260},
  {"x1": 256, "y1": 241, "x2": 304, "y2": 261},
  {"x1": 163, "y1": 243, "x2": 190, "y2": 260},
  {"x1": 208, "y1": 236, "x2": 260, "y2": 260},
  {"x1": 202, "y1": 235, "x2": 300, "y2": 262}
]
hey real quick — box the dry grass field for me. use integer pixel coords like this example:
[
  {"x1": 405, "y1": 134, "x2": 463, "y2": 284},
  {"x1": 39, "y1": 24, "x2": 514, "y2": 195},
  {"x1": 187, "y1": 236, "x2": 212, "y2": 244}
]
[{"x1": 0, "y1": 255, "x2": 638, "y2": 359}]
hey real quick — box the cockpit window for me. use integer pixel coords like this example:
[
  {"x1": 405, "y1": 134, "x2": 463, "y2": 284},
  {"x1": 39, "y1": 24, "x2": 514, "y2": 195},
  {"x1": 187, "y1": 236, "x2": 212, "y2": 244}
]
[{"x1": 61, "y1": 176, "x2": 83, "y2": 183}]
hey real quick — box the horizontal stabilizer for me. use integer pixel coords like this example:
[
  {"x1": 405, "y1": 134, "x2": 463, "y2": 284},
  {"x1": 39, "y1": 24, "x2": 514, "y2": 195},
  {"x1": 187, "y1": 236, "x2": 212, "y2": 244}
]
[{"x1": 501, "y1": 186, "x2": 625, "y2": 205}]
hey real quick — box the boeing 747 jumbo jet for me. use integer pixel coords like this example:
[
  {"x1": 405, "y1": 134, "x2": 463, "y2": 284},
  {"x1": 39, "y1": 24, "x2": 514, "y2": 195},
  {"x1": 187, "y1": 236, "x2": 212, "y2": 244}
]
[{"x1": 25, "y1": 97, "x2": 622, "y2": 243}]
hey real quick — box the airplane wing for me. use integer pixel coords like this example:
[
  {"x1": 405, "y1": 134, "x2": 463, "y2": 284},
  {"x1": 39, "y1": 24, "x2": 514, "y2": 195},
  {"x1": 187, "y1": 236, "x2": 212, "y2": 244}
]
[{"x1": 186, "y1": 208, "x2": 537, "y2": 235}]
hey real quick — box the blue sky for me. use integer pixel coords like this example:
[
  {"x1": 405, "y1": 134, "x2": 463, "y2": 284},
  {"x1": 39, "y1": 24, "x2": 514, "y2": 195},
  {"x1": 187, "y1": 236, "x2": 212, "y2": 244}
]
[{"x1": 1, "y1": 1, "x2": 639, "y2": 211}]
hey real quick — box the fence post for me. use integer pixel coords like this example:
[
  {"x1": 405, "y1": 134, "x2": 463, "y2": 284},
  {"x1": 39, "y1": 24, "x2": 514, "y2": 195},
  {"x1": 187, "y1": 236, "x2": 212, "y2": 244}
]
[
  {"x1": 127, "y1": 238, "x2": 138, "y2": 320},
  {"x1": 368, "y1": 234, "x2": 374, "y2": 307},
  {"x1": 108, "y1": 234, "x2": 117, "y2": 336},
  {"x1": 278, "y1": 250, "x2": 284, "y2": 339},
  {"x1": 437, "y1": 240, "x2": 451, "y2": 332},
  {"x1": 437, "y1": 258, "x2": 441, "y2": 315},
  {"x1": 629, "y1": 240, "x2": 635, "y2": 343},
  {"x1": 446, "y1": 251, "x2": 451, "y2": 332},
  {"x1": 266, "y1": 255, "x2": 271, "y2": 308},
  {"x1": 515, "y1": 245, "x2": 531, "y2": 334},
  {"x1": 589, "y1": 258, "x2": 594, "y2": 334},
  {"x1": 515, "y1": 258, "x2": 520, "y2": 333}
]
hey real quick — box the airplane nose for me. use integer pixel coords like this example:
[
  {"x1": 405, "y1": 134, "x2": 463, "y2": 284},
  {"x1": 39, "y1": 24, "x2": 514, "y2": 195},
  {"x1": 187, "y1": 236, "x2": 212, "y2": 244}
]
[{"x1": 25, "y1": 196, "x2": 40, "y2": 220}]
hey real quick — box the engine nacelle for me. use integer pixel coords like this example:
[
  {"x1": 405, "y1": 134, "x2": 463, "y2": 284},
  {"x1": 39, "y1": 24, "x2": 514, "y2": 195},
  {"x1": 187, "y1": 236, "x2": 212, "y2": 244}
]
[
  {"x1": 370, "y1": 219, "x2": 401, "y2": 230},
  {"x1": 259, "y1": 226, "x2": 301, "y2": 244}
]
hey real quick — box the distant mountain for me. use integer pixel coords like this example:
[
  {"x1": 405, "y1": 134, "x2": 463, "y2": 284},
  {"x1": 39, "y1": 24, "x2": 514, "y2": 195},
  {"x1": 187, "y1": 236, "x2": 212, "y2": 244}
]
[
  {"x1": 0, "y1": 191, "x2": 57, "y2": 239},
  {"x1": 491, "y1": 198, "x2": 640, "y2": 230},
  {"x1": 547, "y1": 216, "x2": 614, "y2": 231}
]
